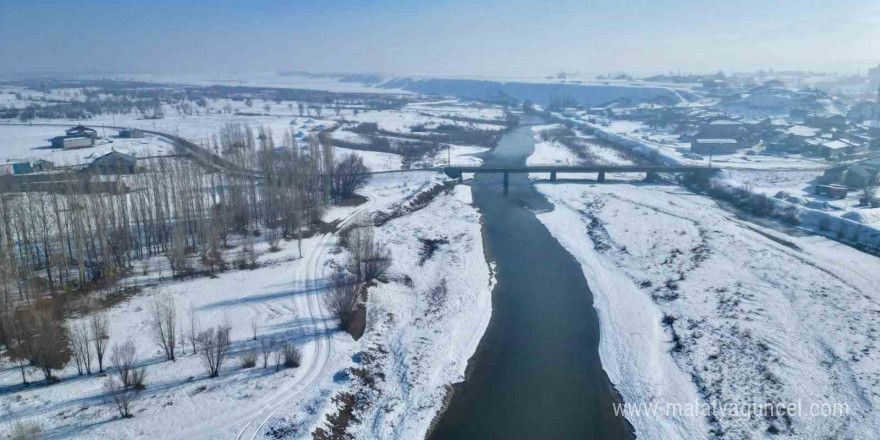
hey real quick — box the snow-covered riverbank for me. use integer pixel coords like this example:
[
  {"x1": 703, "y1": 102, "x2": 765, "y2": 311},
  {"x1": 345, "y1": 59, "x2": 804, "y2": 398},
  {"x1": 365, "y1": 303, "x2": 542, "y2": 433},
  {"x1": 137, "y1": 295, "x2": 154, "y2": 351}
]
[
  {"x1": 0, "y1": 172, "x2": 494, "y2": 440},
  {"x1": 528, "y1": 137, "x2": 880, "y2": 438}
]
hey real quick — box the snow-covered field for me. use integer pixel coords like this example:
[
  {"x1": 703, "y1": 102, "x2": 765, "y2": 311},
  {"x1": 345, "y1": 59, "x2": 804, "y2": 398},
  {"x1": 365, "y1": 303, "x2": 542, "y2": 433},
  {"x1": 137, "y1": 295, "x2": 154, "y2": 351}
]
[
  {"x1": 0, "y1": 171, "x2": 493, "y2": 440},
  {"x1": 528, "y1": 139, "x2": 880, "y2": 439}
]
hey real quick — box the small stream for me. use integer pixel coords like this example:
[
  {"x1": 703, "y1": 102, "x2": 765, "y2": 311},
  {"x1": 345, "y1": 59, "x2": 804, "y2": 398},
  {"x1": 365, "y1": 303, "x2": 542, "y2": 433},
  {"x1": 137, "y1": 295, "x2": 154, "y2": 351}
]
[{"x1": 429, "y1": 117, "x2": 635, "y2": 439}]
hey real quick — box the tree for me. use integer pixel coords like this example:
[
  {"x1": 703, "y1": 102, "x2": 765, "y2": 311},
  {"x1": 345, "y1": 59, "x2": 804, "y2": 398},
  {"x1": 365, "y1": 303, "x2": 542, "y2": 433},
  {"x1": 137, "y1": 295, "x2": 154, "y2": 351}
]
[
  {"x1": 90, "y1": 312, "x2": 109, "y2": 373},
  {"x1": 70, "y1": 318, "x2": 93, "y2": 375},
  {"x1": 323, "y1": 272, "x2": 360, "y2": 329},
  {"x1": 104, "y1": 376, "x2": 135, "y2": 418},
  {"x1": 332, "y1": 154, "x2": 370, "y2": 202},
  {"x1": 19, "y1": 303, "x2": 69, "y2": 381},
  {"x1": 259, "y1": 336, "x2": 275, "y2": 368},
  {"x1": 187, "y1": 304, "x2": 199, "y2": 354},
  {"x1": 343, "y1": 221, "x2": 391, "y2": 282},
  {"x1": 148, "y1": 294, "x2": 177, "y2": 361},
  {"x1": 110, "y1": 340, "x2": 137, "y2": 388},
  {"x1": 197, "y1": 324, "x2": 232, "y2": 377}
]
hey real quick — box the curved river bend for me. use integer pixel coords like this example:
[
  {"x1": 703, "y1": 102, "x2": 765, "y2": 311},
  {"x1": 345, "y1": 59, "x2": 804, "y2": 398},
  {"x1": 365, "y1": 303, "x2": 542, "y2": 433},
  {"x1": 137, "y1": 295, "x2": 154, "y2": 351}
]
[{"x1": 429, "y1": 117, "x2": 635, "y2": 440}]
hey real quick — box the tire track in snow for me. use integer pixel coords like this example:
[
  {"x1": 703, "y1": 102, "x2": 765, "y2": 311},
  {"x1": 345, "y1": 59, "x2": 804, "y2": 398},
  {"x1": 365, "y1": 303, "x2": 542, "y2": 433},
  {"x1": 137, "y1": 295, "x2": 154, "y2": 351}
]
[{"x1": 236, "y1": 207, "x2": 366, "y2": 440}]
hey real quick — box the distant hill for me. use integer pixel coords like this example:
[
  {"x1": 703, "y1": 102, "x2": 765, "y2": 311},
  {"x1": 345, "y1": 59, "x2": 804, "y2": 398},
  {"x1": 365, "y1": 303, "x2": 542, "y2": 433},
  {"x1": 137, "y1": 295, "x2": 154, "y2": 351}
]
[{"x1": 380, "y1": 77, "x2": 686, "y2": 107}]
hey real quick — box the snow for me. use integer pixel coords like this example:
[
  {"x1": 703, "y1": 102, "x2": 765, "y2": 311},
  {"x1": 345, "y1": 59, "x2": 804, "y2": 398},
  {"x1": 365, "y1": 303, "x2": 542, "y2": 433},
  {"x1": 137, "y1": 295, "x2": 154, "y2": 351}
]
[
  {"x1": 528, "y1": 139, "x2": 880, "y2": 439},
  {"x1": 335, "y1": 147, "x2": 403, "y2": 172}
]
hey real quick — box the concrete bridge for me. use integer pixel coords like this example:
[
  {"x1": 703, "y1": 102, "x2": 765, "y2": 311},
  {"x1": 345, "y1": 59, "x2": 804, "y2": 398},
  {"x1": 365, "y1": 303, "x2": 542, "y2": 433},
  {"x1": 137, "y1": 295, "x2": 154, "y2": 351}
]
[{"x1": 444, "y1": 164, "x2": 720, "y2": 193}]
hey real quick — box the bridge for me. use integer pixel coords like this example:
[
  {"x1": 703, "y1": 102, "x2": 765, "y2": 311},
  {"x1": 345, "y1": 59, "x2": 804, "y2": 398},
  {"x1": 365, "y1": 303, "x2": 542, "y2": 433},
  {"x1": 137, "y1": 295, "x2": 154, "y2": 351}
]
[{"x1": 443, "y1": 164, "x2": 720, "y2": 192}]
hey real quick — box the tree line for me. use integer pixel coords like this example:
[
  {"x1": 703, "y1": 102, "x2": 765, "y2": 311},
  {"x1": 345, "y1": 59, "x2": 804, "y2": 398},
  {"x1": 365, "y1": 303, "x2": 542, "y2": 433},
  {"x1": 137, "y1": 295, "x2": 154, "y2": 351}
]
[{"x1": 0, "y1": 122, "x2": 371, "y2": 381}]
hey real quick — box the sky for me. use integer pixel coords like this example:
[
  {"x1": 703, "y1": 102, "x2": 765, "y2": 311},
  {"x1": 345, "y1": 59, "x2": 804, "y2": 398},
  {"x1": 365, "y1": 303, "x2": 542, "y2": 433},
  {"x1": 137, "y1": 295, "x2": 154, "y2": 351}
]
[{"x1": 1, "y1": 0, "x2": 878, "y2": 78}]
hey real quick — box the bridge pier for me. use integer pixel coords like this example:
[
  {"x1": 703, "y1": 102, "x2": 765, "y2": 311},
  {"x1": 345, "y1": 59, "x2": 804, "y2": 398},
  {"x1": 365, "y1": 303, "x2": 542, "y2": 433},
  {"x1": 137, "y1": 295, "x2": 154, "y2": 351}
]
[
  {"x1": 550, "y1": 171, "x2": 557, "y2": 182},
  {"x1": 598, "y1": 171, "x2": 606, "y2": 183},
  {"x1": 503, "y1": 171, "x2": 509, "y2": 195}
]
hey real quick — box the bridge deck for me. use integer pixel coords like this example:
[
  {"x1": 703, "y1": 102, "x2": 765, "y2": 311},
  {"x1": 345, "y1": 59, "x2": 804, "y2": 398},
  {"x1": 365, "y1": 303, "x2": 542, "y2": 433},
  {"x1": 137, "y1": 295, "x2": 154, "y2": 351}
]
[{"x1": 445, "y1": 165, "x2": 719, "y2": 173}]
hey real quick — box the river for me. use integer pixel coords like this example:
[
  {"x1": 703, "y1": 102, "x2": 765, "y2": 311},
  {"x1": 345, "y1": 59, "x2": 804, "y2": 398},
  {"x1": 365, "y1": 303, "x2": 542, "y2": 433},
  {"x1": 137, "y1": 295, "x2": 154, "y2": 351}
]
[{"x1": 429, "y1": 117, "x2": 635, "y2": 439}]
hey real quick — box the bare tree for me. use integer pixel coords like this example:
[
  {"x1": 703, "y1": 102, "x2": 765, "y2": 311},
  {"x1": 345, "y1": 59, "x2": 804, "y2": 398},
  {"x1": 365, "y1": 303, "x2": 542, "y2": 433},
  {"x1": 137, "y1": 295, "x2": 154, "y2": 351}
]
[
  {"x1": 187, "y1": 304, "x2": 199, "y2": 354},
  {"x1": 259, "y1": 336, "x2": 275, "y2": 368},
  {"x1": 323, "y1": 272, "x2": 360, "y2": 329},
  {"x1": 110, "y1": 340, "x2": 137, "y2": 388},
  {"x1": 104, "y1": 376, "x2": 135, "y2": 418},
  {"x1": 197, "y1": 324, "x2": 232, "y2": 377},
  {"x1": 251, "y1": 321, "x2": 258, "y2": 340},
  {"x1": 148, "y1": 294, "x2": 177, "y2": 361},
  {"x1": 344, "y1": 221, "x2": 391, "y2": 282},
  {"x1": 24, "y1": 304, "x2": 69, "y2": 381},
  {"x1": 90, "y1": 312, "x2": 109, "y2": 373},
  {"x1": 70, "y1": 319, "x2": 93, "y2": 375},
  {"x1": 332, "y1": 154, "x2": 370, "y2": 202}
]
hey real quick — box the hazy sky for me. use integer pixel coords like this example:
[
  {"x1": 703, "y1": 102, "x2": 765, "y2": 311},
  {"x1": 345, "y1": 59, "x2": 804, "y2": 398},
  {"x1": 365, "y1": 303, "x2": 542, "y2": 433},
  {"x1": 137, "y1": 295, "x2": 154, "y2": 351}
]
[{"x1": 2, "y1": 0, "x2": 878, "y2": 77}]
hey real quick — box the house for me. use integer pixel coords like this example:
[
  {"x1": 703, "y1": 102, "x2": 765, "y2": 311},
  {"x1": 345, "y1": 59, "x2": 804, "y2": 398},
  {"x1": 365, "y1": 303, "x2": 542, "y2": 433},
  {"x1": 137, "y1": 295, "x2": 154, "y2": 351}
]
[
  {"x1": 85, "y1": 151, "x2": 137, "y2": 175},
  {"x1": 691, "y1": 138, "x2": 739, "y2": 155},
  {"x1": 818, "y1": 140, "x2": 854, "y2": 158},
  {"x1": 117, "y1": 128, "x2": 144, "y2": 138},
  {"x1": 844, "y1": 159, "x2": 880, "y2": 188},
  {"x1": 805, "y1": 113, "x2": 846, "y2": 130},
  {"x1": 697, "y1": 119, "x2": 747, "y2": 139},
  {"x1": 847, "y1": 101, "x2": 877, "y2": 122},
  {"x1": 12, "y1": 162, "x2": 33, "y2": 175},
  {"x1": 32, "y1": 159, "x2": 54, "y2": 172},
  {"x1": 51, "y1": 135, "x2": 94, "y2": 149},
  {"x1": 65, "y1": 125, "x2": 98, "y2": 139}
]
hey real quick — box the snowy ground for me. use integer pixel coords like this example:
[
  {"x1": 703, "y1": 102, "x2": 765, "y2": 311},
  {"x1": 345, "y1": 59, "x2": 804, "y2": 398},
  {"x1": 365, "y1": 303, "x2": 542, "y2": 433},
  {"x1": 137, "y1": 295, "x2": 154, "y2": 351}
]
[
  {"x1": 528, "y1": 139, "x2": 880, "y2": 439},
  {"x1": 0, "y1": 171, "x2": 493, "y2": 440}
]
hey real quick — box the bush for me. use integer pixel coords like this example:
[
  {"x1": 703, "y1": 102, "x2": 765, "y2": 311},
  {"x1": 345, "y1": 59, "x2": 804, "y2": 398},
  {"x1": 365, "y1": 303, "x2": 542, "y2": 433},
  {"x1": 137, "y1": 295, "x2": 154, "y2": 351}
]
[
  {"x1": 282, "y1": 345, "x2": 302, "y2": 368},
  {"x1": 9, "y1": 420, "x2": 42, "y2": 440},
  {"x1": 239, "y1": 351, "x2": 257, "y2": 368},
  {"x1": 130, "y1": 367, "x2": 148, "y2": 391},
  {"x1": 323, "y1": 272, "x2": 360, "y2": 329}
]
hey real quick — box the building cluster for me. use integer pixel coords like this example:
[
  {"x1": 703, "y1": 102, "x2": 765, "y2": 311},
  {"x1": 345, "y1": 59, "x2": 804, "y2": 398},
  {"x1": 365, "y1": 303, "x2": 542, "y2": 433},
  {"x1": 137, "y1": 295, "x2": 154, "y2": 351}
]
[
  {"x1": 1, "y1": 125, "x2": 140, "y2": 176},
  {"x1": 583, "y1": 92, "x2": 879, "y2": 161}
]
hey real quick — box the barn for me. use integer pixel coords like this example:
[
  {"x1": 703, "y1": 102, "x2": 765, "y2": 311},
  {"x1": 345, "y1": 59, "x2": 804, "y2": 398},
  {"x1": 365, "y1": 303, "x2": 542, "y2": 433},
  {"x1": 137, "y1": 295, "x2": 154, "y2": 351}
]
[{"x1": 86, "y1": 151, "x2": 138, "y2": 175}]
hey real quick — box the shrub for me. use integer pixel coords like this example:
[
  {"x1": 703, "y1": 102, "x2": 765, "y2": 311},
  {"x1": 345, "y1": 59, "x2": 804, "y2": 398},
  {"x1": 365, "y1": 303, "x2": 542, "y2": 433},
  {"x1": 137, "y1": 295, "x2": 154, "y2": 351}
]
[
  {"x1": 323, "y1": 272, "x2": 360, "y2": 329},
  {"x1": 239, "y1": 351, "x2": 257, "y2": 368},
  {"x1": 9, "y1": 420, "x2": 42, "y2": 440},
  {"x1": 282, "y1": 345, "x2": 302, "y2": 368},
  {"x1": 130, "y1": 367, "x2": 148, "y2": 391}
]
